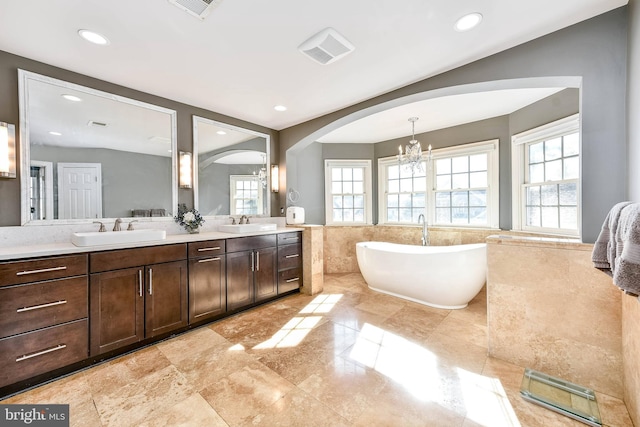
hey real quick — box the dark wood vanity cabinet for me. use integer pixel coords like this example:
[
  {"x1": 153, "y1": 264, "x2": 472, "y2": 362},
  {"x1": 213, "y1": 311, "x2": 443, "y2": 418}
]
[
  {"x1": 0, "y1": 254, "x2": 89, "y2": 389},
  {"x1": 188, "y1": 240, "x2": 226, "y2": 324},
  {"x1": 277, "y1": 232, "x2": 303, "y2": 294},
  {"x1": 89, "y1": 244, "x2": 188, "y2": 356},
  {"x1": 226, "y1": 235, "x2": 278, "y2": 311}
]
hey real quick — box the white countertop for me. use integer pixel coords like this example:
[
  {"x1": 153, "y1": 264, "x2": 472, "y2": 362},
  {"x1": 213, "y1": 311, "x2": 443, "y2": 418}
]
[{"x1": 0, "y1": 227, "x2": 304, "y2": 261}]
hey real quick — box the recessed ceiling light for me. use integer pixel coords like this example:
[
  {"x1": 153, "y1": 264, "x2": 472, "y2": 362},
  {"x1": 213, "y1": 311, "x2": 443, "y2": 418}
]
[
  {"x1": 454, "y1": 13, "x2": 483, "y2": 32},
  {"x1": 274, "y1": 105, "x2": 287, "y2": 112},
  {"x1": 62, "y1": 94, "x2": 82, "y2": 102},
  {"x1": 49, "y1": 131, "x2": 62, "y2": 136},
  {"x1": 78, "y1": 29, "x2": 110, "y2": 45},
  {"x1": 216, "y1": 130, "x2": 227, "y2": 135}
]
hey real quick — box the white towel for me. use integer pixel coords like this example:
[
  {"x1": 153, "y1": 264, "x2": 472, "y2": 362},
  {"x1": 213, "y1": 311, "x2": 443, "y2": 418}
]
[
  {"x1": 591, "y1": 201, "x2": 632, "y2": 273},
  {"x1": 613, "y1": 203, "x2": 640, "y2": 296}
]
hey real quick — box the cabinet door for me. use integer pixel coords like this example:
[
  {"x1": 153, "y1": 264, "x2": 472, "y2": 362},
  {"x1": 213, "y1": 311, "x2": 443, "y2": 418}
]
[
  {"x1": 145, "y1": 260, "x2": 188, "y2": 338},
  {"x1": 255, "y1": 247, "x2": 278, "y2": 302},
  {"x1": 188, "y1": 255, "x2": 226, "y2": 324},
  {"x1": 226, "y1": 251, "x2": 253, "y2": 311},
  {"x1": 90, "y1": 268, "x2": 144, "y2": 356}
]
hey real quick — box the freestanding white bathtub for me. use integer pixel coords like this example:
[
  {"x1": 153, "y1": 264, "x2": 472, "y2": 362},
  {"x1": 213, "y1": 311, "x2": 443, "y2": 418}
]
[{"x1": 355, "y1": 241, "x2": 487, "y2": 309}]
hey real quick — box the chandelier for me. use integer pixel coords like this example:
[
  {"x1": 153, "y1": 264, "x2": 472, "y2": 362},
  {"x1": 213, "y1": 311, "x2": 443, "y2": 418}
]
[
  {"x1": 254, "y1": 154, "x2": 267, "y2": 189},
  {"x1": 398, "y1": 117, "x2": 424, "y2": 174}
]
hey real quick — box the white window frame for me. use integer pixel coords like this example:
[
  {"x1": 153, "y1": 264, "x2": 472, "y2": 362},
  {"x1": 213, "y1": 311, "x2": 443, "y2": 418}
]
[
  {"x1": 324, "y1": 159, "x2": 373, "y2": 225},
  {"x1": 230, "y1": 175, "x2": 264, "y2": 216},
  {"x1": 511, "y1": 113, "x2": 580, "y2": 237},
  {"x1": 378, "y1": 139, "x2": 500, "y2": 228}
]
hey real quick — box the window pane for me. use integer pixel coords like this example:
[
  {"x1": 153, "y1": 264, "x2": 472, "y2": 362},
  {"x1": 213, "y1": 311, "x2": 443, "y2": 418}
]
[
  {"x1": 343, "y1": 182, "x2": 353, "y2": 194},
  {"x1": 387, "y1": 208, "x2": 398, "y2": 222},
  {"x1": 400, "y1": 178, "x2": 413, "y2": 192},
  {"x1": 542, "y1": 206, "x2": 559, "y2": 228},
  {"x1": 546, "y1": 159, "x2": 562, "y2": 181},
  {"x1": 529, "y1": 142, "x2": 544, "y2": 163},
  {"x1": 436, "y1": 193, "x2": 450, "y2": 207},
  {"x1": 333, "y1": 210, "x2": 343, "y2": 222},
  {"x1": 399, "y1": 208, "x2": 412, "y2": 222},
  {"x1": 452, "y1": 173, "x2": 468, "y2": 189},
  {"x1": 353, "y1": 181, "x2": 363, "y2": 194},
  {"x1": 344, "y1": 196, "x2": 354, "y2": 208},
  {"x1": 344, "y1": 209, "x2": 353, "y2": 222},
  {"x1": 469, "y1": 154, "x2": 487, "y2": 172},
  {"x1": 545, "y1": 138, "x2": 562, "y2": 161},
  {"x1": 541, "y1": 184, "x2": 558, "y2": 206},
  {"x1": 343, "y1": 168, "x2": 352, "y2": 181},
  {"x1": 414, "y1": 177, "x2": 426, "y2": 192},
  {"x1": 332, "y1": 182, "x2": 342, "y2": 194},
  {"x1": 388, "y1": 165, "x2": 399, "y2": 179},
  {"x1": 560, "y1": 207, "x2": 577, "y2": 229},
  {"x1": 470, "y1": 207, "x2": 487, "y2": 224},
  {"x1": 387, "y1": 194, "x2": 398, "y2": 208},
  {"x1": 354, "y1": 209, "x2": 364, "y2": 222},
  {"x1": 452, "y1": 156, "x2": 468, "y2": 173},
  {"x1": 353, "y1": 195, "x2": 364, "y2": 208},
  {"x1": 529, "y1": 164, "x2": 544, "y2": 183},
  {"x1": 331, "y1": 168, "x2": 342, "y2": 181},
  {"x1": 413, "y1": 193, "x2": 425, "y2": 208},
  {"x1": 559, "y1": 183, "x2": 577, "y2": 205},
  {"x1": 527, "y1": 206, "x2": 541, "y2": 226},
  {"x1": 388, "y1": 179, "x2": 399, "y2": 193},
  {"x1": 436, "y1": 208, "x2": 450, "y2": 223},
  {"x1": 564, "y1": 133, "x2": 579, "y2": 156},
  {"x1": 333, "y1": 196, "x2": 343, "y2": 209},
  {"x1": 469, "y1": 190, "x2": 486, "y2": 206},
  {"x1": 563, "y1": 156, "x2": 579, "y2": 180},
  {"x1": 436, "y1": 175, "x2": 451, "y2": 190},
  {"x1": 452, "y1": 207, "x2": 468, "y2": 224},
  {"x1": 353, "y1": 168, "x2": 363, "y2": 180},
  {"x1": 526, "y1": 186, "x2": 541, "y2": 205},
  {"x1": 436, "y1": 158, "x2": 451, "y2": 174},
  {"x1": 411, "y1": 210, "x2": 423, "y2": 223},
  {"x1": 452, "y1": 191, "x2": 468, "y2": 207},
  {"x1": 399, "y1": 194, "x2": 412, "y2": 207},
  {"x1": 469, "y1": 171, "x2": 487, "y2": 187}
]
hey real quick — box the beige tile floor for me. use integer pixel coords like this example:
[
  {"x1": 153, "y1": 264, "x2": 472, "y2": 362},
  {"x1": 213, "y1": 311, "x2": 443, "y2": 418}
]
[{"x1": 2, "y1": 272, "x2": 634, "y2": 426}]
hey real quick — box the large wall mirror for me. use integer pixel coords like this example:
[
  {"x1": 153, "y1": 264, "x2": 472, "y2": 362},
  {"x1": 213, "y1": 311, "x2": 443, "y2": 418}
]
[
  {"x1": 193, "y1": 116, "x2": 270, "y2": 217},
  {"x1": 18, "y1": 70, "x2": 178, "y2": 225}
]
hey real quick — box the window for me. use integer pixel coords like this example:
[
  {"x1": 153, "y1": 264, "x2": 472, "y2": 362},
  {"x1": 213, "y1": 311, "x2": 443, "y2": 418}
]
[
  {"x1": 378, "y1": 140, "x2": 499, "y2": 228},
  {"x1": 325, "y1": 160, "x2": 372, "y2": 225},
  {"x1": 511, "y1": 114, "x2": 580, "y2": 236},
  {"x1": 230, "y1": 175, "x2": 264, "y2": 215}
]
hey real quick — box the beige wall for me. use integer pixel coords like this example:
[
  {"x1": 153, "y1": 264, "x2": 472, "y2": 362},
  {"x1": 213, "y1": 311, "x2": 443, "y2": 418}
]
[
  {"x1": 486, "y1": 236, "x2": 623, "y2": 399},
  {"x1": 622, "y1": 294, "x2": 640, "y2": 426}
]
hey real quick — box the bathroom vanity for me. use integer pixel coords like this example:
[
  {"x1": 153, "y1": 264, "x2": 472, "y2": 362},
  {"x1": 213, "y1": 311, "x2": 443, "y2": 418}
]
[{"x1": 0, "y1": 228, "x2": 302, "y2": 397}]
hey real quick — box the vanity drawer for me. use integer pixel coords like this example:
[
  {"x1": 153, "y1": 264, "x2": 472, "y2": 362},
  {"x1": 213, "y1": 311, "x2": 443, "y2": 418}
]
[
  {"x1": 188, "y1": 240, "x2": 225, "y2": 258},
  {"x1": 0, "y1": 255, "x2": 87, "y2": 287},
  {"x1": 278, "y1": 268, "x2": 302, "y2": 294},
  {"x1": 0, "y1": 319, "x2": 88, "y2": 388},
  {"x1": 277, "y1": 232, "x2": 301, "y2": 245},
  {"x1": 226, "y1": 235, "x2": 277, "y2": 253},
  {"x1": 90, "y1": 243, "x2": 187, "y2": 273},
  {"x1": 278, "y1": 244, "x2": 302, "y2": 270},
  {"x1": 0, "y1": 276, "x2": 88, "y2": 339}
]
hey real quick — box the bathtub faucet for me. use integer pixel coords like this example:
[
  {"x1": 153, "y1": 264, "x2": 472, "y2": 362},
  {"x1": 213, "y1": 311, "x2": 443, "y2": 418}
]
[{"x1": 417, "y1": 214, "x2": 429, "y2": 246}]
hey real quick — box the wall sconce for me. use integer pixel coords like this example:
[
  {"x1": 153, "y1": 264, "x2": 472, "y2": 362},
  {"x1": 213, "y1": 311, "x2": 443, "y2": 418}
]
[
  {"x1": 271, "y1": 164, "x2": 279, "y2": 192},
  {"x1": 179, "y1": 151, "x2": 192, "y2": 189},
  {"x1": 0, "y1": 122, "x2": 16, "y2": 179}
]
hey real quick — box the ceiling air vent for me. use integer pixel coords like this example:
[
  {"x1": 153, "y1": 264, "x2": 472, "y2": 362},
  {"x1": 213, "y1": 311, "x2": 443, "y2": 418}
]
[
  {"x1": 87, "y1": 120, "x2": 107, "y2": 127},
  {"x1": 168, "y1": 0, "x2": 223, "y2": 20},
  {"x1": 298, "y1": 27, "x2": 355, "y2": 65}
]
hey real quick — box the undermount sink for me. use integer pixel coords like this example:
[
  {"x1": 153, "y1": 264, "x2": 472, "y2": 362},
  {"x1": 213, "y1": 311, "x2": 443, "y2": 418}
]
[
  {"x1": 218, "y1": 223, "x2": 277, "y2": 234},
  {"x1": 71, "y1": 229, "x2": 167, "y2": 247}
]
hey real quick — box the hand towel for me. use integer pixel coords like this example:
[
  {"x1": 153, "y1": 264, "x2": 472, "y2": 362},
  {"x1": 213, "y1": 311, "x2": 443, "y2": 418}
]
[
  {"x1": 613, "y1": 203, "x2": 640, "y2": 296},
  {"x1": 591, "y1": 201, "x2": 632, "y2": 272}
]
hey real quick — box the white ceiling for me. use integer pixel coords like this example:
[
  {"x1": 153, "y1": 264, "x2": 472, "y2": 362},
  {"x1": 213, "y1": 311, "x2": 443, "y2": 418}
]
[{"x1": 0, "y1": 0, "x2": 627, "y2": 136}]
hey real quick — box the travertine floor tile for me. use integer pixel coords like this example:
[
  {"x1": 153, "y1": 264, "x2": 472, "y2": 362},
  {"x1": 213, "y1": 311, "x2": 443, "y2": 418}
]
[{"x1": 138, "y1": 393, "x2": 228, "y2": 427}]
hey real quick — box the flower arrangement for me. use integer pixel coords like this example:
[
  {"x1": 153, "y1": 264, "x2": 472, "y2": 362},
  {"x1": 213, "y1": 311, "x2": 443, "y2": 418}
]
[{"x1": 174, "y1": 203, "x2": 204, "y2": 233}]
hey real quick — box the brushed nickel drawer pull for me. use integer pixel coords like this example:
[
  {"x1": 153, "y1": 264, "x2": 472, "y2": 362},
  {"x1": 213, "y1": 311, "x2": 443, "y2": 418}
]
[
  {"x1": 198, "y1": 257, "x2": 221, "y2": 263},
  {"x1": 16, "y1": 344, "x2": 66, "y2": 362},
  {"x1": 285, "y1": 277, "x2": 300, "y2": 283},
  {"x1": 281, "y1": 237, "x2": 298, "y2": 240},
  {"x1": 197, "y1": 247, "x2": 221, "y2": 252},
  {"x1": 16, "y1": 266, "x2": 67, "y2": 276},
  {"x1": 285, "y1": 254, "x2": 299, "y2": 259},
  {"x1": 256, "y1": 251, "x2": 260, "y2": 271},
  {"x1": 138, "y1": 269, "x2": 143, "y2": 297},
  {"x1": 17, "y1": 300, "x2": 67, "y2": 313},
  {"x1": 148, "y1": 268, "x2": 153, "y2": 295}
]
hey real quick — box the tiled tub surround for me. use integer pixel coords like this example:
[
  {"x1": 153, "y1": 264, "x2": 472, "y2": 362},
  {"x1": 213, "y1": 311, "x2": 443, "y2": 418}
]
[{"x1": 486, "y1": 235, "x2": 623, "y2": 400}]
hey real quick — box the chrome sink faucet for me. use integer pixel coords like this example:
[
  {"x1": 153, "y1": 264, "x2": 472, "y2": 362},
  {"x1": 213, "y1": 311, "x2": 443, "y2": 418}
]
[
  {"x1": 418, "y1": 214, "x2": 429, "y2": 246},
  {"x1": 239, "y1": 215, "x2": 250, "y2": 224},
  {"x1": 113, "y1": 218, "x2": 123, "y2": 232}
]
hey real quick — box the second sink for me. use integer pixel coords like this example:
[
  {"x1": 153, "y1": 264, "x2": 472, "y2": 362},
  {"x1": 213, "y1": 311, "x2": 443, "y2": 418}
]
[
  {"x1": 71, "y1": 229, "x2": 167, "y2": 247},
  {"x1": 218, "y1": 223, "x2": 277, "y2": 233}
]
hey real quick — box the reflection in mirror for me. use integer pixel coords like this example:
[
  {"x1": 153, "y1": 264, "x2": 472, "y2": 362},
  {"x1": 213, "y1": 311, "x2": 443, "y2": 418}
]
[
  {"x1": 18, "y1": 70, "x2": 177, "y2": 225},
  {"x1": 193, "y1": 116, "x2": 270, "y2": 217}
]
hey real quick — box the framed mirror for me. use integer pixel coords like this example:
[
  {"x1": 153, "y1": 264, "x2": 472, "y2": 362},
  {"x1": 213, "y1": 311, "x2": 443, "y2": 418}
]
[
  {"x1": 18, "y1": 70, "x2": 178, "y2": 225},
  {"x1": 193, "y1": 116, "x2": 270, "y2": 217}
]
